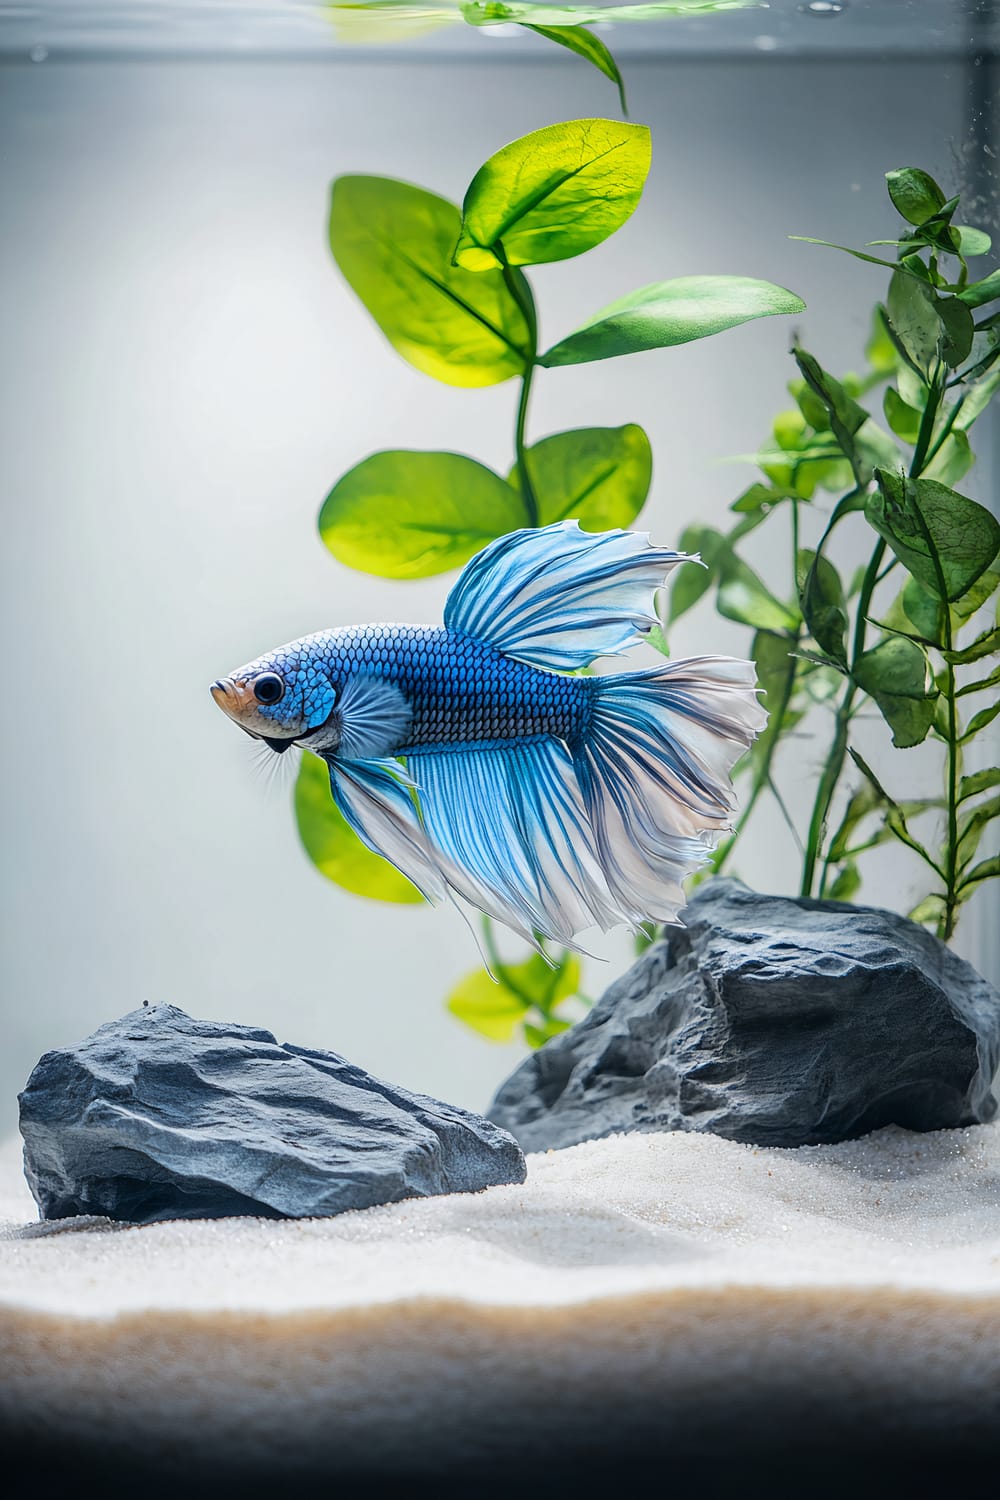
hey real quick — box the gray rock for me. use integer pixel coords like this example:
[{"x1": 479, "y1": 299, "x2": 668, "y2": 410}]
[
  {"x1": 490, "y1": 879, "x2": 1000, "y2": 1152},
  {"x1": 19, "y1": 1004, "x2": 526, "y2": 1223}
]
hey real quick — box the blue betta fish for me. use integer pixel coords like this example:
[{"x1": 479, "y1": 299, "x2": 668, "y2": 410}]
[{"x1": 211, "y1": 521, "x2": 765, "y2": 947}]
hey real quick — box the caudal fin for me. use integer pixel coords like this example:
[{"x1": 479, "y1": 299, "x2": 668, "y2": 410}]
[{"x1": 572, "y1": 657, "x2": 767, "y2": 925}]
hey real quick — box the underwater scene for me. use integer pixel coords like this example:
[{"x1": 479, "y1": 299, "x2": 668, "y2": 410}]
[{"x1": 1, "y1": 0, "x2": 999, "y2": 1493}]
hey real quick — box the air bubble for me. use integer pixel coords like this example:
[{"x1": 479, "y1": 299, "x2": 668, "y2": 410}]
[
  {"x1": 753, "y1": 35, "x2": 779, "y2": 51},
  {"x1": 29, "y1": 44, "x2": 48, "y2": 62},
  {"x1": 802, "y1": 0, "x2": 845, "y2": 13}
]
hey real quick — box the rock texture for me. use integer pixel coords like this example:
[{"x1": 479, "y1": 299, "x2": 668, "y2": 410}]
[
  {"x1": 19, "y1": 1004, "x2": 526, "y2": 1223},
  {"x1": 490, "y1": 879, "x2": 1000, "y2": 1152}
]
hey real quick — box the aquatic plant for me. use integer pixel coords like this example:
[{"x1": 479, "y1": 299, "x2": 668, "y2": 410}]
[
  {"x1": 326, "y1": 0, "x2": 758, "y2": 112},
  {"x1": 294, "y1": 115, "x2": 803, "y2": 1044},
  {"x1": 677, "y1": 167, "x2": 1000, "y2": 941}
]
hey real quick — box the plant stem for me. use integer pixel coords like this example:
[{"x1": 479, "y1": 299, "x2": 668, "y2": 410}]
[
  {"x1": 501, "y1": 261, "x2": 540, "y2": 526},
  {"x1": 715, "y1": 505, "x2": 802, "y2": 876},
  {"x1": 513, "y1": 362, "x2": 538, "y2": 526},
  {"x1": 803, "y1": 374, "x2": 945, "y2": 898}
]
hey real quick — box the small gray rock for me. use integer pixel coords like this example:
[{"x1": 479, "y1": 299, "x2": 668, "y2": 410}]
[
  {"x1": 19, "y1": 1004, "x2": 526, "y2": 1223},
  {"x1": 490, "y1": 879, "x2": 1000, "y2": 1151}
]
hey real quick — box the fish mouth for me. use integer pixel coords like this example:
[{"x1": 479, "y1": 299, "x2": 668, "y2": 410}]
[
  {"x1": 210, "y1": 677, "x2": 295, "y2": 753},
  {"x1": 210, "y1": 677, "x2": 243, "y2": 715}
]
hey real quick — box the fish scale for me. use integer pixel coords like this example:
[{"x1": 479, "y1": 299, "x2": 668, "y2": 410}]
[
  {"x1": 302, "y1": 624, "x2": 589, "y2": 749},
  {"x1": 213, "y1": 521, "x2": 765, "y2": 946}
]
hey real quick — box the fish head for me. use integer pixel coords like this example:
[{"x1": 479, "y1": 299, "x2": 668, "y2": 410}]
[{"x1": 210, "y1": 639, "x2": 337, "y2": 754}]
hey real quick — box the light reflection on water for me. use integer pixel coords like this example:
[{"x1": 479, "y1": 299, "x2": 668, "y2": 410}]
[{"x1": 0, "y1": 0, "x2": 996, "y2": 60}]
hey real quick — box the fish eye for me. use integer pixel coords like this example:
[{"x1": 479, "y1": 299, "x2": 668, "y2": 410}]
[{"x1": 253, "y1": 673, "x2": 285, "y2": 706}]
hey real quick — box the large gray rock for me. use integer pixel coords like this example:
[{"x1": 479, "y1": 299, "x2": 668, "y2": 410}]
[
  {"x1": 490, "y1": 879, "x2": 1000, "y2": 1152},
  {"x1": 20, "y1": 1004, "x2": 526, "y2": 1223}
]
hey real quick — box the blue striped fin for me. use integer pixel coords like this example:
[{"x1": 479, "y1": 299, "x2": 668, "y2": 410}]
[
  {"x1": 407, "y1": 739, "x2": 621, "y2": 948},
  {"x1": 444, "y1": 520, "x2": 691, "y2": 670}
]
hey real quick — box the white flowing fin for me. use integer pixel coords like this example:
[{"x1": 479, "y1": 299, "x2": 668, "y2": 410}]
[
  {"x1": 325, "y1": 756, "x2": 446, "y2": 905},
  {"x1": 444, "y1": 519, "x2": 692, "y2": 670},
  {"x1": 406, "y1": 738, "x2": 623, "y2": 950},
  {"x1": 572, "y1": 657, "x2": 767, "y2": 925},
  {"x1": 329, "y1": 674, "x2": 413, "y2": 760}
]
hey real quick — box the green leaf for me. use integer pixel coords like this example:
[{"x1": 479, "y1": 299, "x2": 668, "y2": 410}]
[
  {"x1": 509, "y1": 424, "x2": 651, "y2": 529},
  {"x1": 446, "y1": 967, "x2": 530, "y2": 1041},
  {"x1": 962, "y1": 699, "x2": 1000, "y2": 740},
  {"x1": 853, "y1": 635, "x2": 937, "y2": 748},
  {"x1": 668, "y1": 525, "x2": 721, "y2": 621},
  {"x1": 883, "y1": 385, "x2": 922, "y2": 443},
  {"x1": 455, "y1": 118, "x2": 649, "y2": 270},
  {"x1": 886, "y1": 167, "x2": 947, "y2": 227},
  {"x1": 642, "y1": 621, "x2": 670, "y2": 656},
  {"x1": 524, "y1": 1017, "x2": 573, "y2": 1048},
  {"x1": 789, "y1": 237, "x2": 904, "y2": 273},
  {"x1": 955, "y1": 226, "x2": 991, "y2": 257},
  {"x1": 865, "y1": 306, "x2": 900, "y2": 375},
  {"x1": 951, "y1": 564, "x2": 999, "y2": 620},
  {"x1": 958, "y1": 269, "x2": 1000, "y2": 309},
  {"x1": 956, "y1": 794, "x2": 1000, "y2": 871},
  {"x1": 959, "y1": 855, "x2": 1000, "y2": 892},
  {"x1": 798, "y1": 548, "x2": 848, "y2": 666},
  {"x1": 461, "y1": 2, "x2": 760, "y2": 23},
  {"x1": 953, "y1": 368, "x2": 1000, "y2": 433},
  {"x1": 943, "y1": 625, "x2": 1000, "y2": 665},
  {"x1": 936, "y1": 296, "x2": 975, "y2": 369},
  {"x1": 827, "y1": 779, "x2": 882, "y2": 862},
  {"x1": 909, "y1": 893, "x2": 945, "y2": 924},
  {"x1": 901, "y1": 576, "x2": 945, "y2": 643},
  {"x1": 958, "y1": 768, "x2": 1000, "y2": 803},
  {"x1": 731, "y1": 482, "x2": 782, "y2": 514},
  {"x1": 956, "y1": 662, "x2": 1000, "y2": 698},
  {"x1": 539, "y1": 276, "x2": 805, "y2": 368},
  {"x1": 329, "y1": 175, "x2": 531, "y2": 386},
  {"x1": 886, "y1": 270, "x2": 942, "y2": 375},
  {"x1": 829, "y1": 862, "x2": 861, "y2": 900},
  {"x1": 744, "y1": 629, "x2": 797, "y2": 774},
  {"x1": 717, "y1": 558, "x2": 799, "y2": 633},
  {"x1": 868, "y1": 470, "x2": 1000, "y2": 603},
  {"x1": 522, "y1": 25, "x2": 627, "y2": 114},
  {"x1": 791, "y1": 347, "x2": 867, "y2": 457},
  {"x1": 319, "y1": 450, "x2": 526, "y2": 577},
  {"x1": 295, "y1": 750, "x2": 422, "y2": 904},
  {"x1": 923, "y1": 428, "x2": 974, "y2": 487}
]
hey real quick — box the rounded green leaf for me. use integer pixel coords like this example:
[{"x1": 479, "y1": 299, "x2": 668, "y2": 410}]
[
  {"x1": 886, "y1": 269, "x2": 941, "y2": 375},
  {"x1": 853, "y1": 635, "x2": 937, "y2": 749},
  {"x1": 330, "y1": 175, "x2": 531, "y2": 387},
  {"x1": 885, "y1": 167, "x2": 947, "y2": 227},
  {"x1": 320, "y1": 449, "x2": 528, "y2": 578},
  {"x1": 446, "y1": 966, "x2": 530, "y2": 1042},
  {"x1": 868, "y1": 470, "x2": 1000, "y2": 603},
  {"x1": 508, "y1": 424, "x2": 652, "y2": 529},
  {"x1": 455, "y1": 118, "x2": 650, "y2": 270},
  {"x1": 955, "y1": 225, "x2": 992, "y2": 258},
  {"x1": 883, "y1": 385, "x2": 921, "y2": 443},
  {"x1": 295, "y1": 750, "x2": 423, "y2": 904},
  {"x1": 540, "y1": 276, "x2": 805, "y2": 367}
]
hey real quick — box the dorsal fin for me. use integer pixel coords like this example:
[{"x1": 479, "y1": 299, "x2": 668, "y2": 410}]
[{"x1": 443, "y1": 520, "x2": 691, "y2": 670}]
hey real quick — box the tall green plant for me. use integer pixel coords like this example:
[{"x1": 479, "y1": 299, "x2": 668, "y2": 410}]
[
  {"x1": 295, "y1": 115, "x2": 803, "y2": 1044},
  {"x1": 673, "y1": 168, "x2": 1000, "y2": 941}
]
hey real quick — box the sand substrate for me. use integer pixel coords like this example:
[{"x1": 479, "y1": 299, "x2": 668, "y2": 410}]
[{"x1": 2, "y1": 1124, "x2": 1000, "y2": 1494}]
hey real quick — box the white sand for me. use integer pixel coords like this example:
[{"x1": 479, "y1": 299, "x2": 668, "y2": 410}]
[{"x1": 3, "y1": 1125, "x2": 1000, "y2": 1478}]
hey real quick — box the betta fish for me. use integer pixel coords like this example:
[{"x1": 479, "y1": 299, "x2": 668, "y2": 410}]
[{"x1": 211, "y1": 521, "x2": 765, "y2": 948}]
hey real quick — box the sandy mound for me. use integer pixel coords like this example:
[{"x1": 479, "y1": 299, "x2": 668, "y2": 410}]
[{"x1": 2, "y1": 1125, "x2": 1000, "y2": 1488}]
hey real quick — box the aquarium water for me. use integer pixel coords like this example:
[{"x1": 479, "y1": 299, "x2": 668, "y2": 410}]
[{"x1": 1, "y1": 0, "x2": 997, "y2": 1130}]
